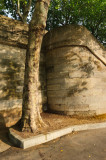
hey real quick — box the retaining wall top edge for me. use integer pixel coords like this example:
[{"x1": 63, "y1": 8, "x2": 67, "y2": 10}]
[{"x1": 42, "y1": 25, "x2": 106, "y2": 66}]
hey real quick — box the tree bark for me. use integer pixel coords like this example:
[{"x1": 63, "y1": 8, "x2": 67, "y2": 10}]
[{"x1": 21, "y1": 0, "x2": 50, "y2": 132}]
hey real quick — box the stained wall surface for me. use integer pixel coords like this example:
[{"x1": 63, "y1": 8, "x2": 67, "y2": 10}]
[
  {"x1": 43, "y1": 25, "x2": 106, "y2": 116},
  {"x1": 0, "y1": 15, "x2": 106, "y2": 126},
  {"x1": 0, "y1": 15, "x2": 47, "y2": 126}
]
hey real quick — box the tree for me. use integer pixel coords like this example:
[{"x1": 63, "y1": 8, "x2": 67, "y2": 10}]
[
  {"x1": 1, "y1": 0, "x2": 105, "y2": 45},
  {"x1": 21, "y1": 0, "x2": 50, "y2": 132},
  {"x1": 0, "y1": 0, "x2": 105, "y2": 132},
  {"x1": 46, "y1": 0, "x2": 106, "y2": 46},
  {"x1": 1, "y1": 0, "x2": 50, "y2": 132},
  {"x1": 1, "y1": 1, "x2": 48, "y2": 132},
  {"x1": 0, "y1": 0, "x2": 35, "y2": 23}
]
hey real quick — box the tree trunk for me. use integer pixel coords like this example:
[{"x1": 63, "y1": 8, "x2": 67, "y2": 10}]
[{"x1": 21, "y1": 0, "x2": 50, "y2": 132}]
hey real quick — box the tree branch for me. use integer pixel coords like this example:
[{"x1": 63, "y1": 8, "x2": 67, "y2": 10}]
[
  {"x1": 11, "y1": 0, "x2": 16, "y2": 10},
  {"x1": 26, "y1": 0, "x2": 32, "y2": 13},
  {"x1": 11, "y1": 0, "x2": 23, "y2": 21},
  {"x1": 17, "y1": 0, "x2": 23, "y2": 21}
]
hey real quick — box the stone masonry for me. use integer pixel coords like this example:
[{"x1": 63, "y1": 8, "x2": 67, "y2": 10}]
[
  {"x1": 0, "y1": 15, "x2": 106, "y2": 126},
  {"x1": 43, "y1": 25, "x2": 106, "y2": 116},
  {"x1": 0, "y1": 15, "x2": 47, "y2": 127}
]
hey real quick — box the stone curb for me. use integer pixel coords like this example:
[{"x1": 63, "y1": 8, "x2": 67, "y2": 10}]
[{"x1": 9, "y1": 122, "x2": 106, "y2": 149}]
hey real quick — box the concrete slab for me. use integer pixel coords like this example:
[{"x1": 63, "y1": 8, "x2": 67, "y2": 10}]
[{"x1": 9, "y1": 122, "x2": 106, "y2": 149}]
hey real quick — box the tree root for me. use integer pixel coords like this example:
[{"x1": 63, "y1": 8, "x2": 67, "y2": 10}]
[{"x1": 21, "y1": 110, "x2": 47, "y2": 133}]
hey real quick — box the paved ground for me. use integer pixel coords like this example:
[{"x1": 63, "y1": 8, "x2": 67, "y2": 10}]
[
  {"x1": 0, "y1": 128, "x2": 106, "y2": 160},
  {"x1": 0, "y1": 126, "x2": 11, "y2": 153}
]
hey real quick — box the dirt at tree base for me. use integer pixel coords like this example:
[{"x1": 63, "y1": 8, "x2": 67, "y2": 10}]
[{"x1": 12, "y1": 113, "x2": 106, "y2": 139}]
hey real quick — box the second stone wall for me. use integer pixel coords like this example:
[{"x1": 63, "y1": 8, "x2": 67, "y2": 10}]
[{"x1": 43, "y1": 25, "x2": 106, "y2": 117}]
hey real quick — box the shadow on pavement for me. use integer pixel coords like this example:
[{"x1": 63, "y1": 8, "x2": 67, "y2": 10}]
[{"x1": 0, "y1": 113, "x2": 13, "y2": 148}]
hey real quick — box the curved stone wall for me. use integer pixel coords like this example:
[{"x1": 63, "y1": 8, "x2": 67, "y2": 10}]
[
  {"x1": 0, "y1": 15, "x2": 106, "y2": 126},
  {"x1": 43, "y1": 25, "x2": 106, "y2": 116}
]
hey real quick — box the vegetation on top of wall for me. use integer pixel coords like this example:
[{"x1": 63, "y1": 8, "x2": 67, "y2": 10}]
[{"x1": 0, "y1": 0, "x2": 106, "y2": 46}]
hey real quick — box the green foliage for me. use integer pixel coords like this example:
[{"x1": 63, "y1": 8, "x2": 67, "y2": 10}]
[
  {"x1": 47, "y1": 0, "x2": 106, "y2": 46},
  {"x1": 0, "y1": 0, "x2": 6, "y2": 14},
  {"x1": 0, "y1": 0, "x2": 106, "y2": 45},
  {"x1": 0, "y1": 0, "x2": 36, "y2": 22}
]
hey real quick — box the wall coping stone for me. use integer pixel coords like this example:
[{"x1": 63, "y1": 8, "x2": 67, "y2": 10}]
[{"x1": 43, "y1": 25, "x2": 106, "y2": 66}]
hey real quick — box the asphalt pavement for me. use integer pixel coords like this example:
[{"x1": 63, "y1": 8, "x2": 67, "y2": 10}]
[{"x1": 0, "y1": 128, "x2": 106, "y2": 160}]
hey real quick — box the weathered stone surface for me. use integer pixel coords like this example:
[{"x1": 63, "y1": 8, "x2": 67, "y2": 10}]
[
  {"x1": 0, "y1": 16, "x2": 47, "y2": 126},
  {"x1": 43, "y1": 25, "x2": 106, "y2": 116},
  {"x1": 0, "y1": 15, "x2": 106, "y2": 123},
  {"x1": 43, "y1": 25, "x2": 106, "y2": 65},
  {"x1": 0, "y1": 15, "x2": 28, "y2": 48},
  {"x1": 0, "y1": 107, "x2": 22, "y2": 127}
]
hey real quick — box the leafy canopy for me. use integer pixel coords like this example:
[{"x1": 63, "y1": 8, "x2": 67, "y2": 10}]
[
  {"x1": 47, "y1": 0, "x2": 106, "y2": 45},
  {"x1": 0, "y1": 0, "x2": 106, "y2": 45}
]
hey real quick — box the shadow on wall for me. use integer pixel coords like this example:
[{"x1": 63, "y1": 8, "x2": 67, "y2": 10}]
[
  {"x1": 39, "y1": 52, "x2": 47, "y2": 112},
  {"x1": 0, "y1": 52, "x2": 47, "y2": 112},
  {"x1": 67, "y1": 54, "x2": 94, "y2": 97},
  {"x1": 0, "y1": 113, "x2": 6, "y2": 128},
  {"x1": 0, "y1": 59, "x2": 24, "y2": 100}
]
